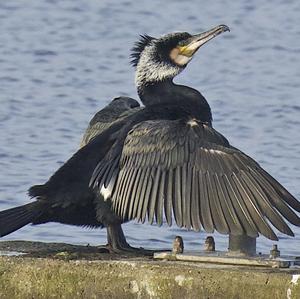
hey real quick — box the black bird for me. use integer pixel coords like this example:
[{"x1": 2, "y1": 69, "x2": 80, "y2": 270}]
[
  {"x1": 0, "y1": 97, "x2": 141, "y2": 252},
  {"x1": 90, "y1": 24, "x2": 300, "y2": 241},
  {"x1": 0, "y1": 25, "x2": 299, "y2": 251}
]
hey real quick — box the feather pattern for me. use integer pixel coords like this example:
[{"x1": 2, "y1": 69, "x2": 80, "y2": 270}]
[{"x1": 93, "y1": 119, "x2": 300, "y2": 240}]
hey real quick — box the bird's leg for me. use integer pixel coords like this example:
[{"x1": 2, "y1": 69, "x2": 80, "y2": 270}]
[
  {"x1": 94, "y1": 197, "x2": 151, "y2": 254},
  {"x1": 104, "y1": 223, "x2": 154, "y2": 255},
  {"x1": 106, "y1": 223, "x2": 130, "y2": 251}
]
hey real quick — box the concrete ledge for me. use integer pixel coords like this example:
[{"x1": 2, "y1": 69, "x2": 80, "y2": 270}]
[{"x1": 0, "y1": 241, "x2": 299, "y2": 299}]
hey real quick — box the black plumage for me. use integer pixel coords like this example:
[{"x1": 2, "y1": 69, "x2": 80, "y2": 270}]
[
  {"x1": 80, "y1": 97, "x2": 140, "y2": 147},
  {"x1": 0, "y1": 97, "x2": 141, "y2": 252},
  {"x1": 91, "y1": 25, "x2": 300, "y2": 241},
  {"x1": 91, "y1": 116, "x2": 300, "y2": 240}
]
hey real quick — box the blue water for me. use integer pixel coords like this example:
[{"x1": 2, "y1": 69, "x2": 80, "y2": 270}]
[{"x1": 0, "y1": 0, "x2": 299, "y2": 255}]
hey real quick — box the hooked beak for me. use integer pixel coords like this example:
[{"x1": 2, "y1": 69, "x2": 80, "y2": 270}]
[{"x1": 179, "y1": 24, "x2": 230, "y2": 57}]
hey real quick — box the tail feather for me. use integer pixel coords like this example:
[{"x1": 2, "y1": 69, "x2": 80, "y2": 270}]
[{"x1": 0, "y1": 202, "x2": 41, "y2": 237}]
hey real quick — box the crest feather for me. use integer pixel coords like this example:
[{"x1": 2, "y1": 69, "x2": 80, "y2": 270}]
[{"x1": 130, "y1": 34, "x2": 155, "y2": 67}]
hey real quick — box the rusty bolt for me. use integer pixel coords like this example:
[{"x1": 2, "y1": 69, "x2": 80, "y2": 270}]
[
  {"x1": 173, "y1": 236, "x2": 184, "y2": 254},
  {"x1": 204, "y1": 236, "x2": 215, "y2": 252},
  {"x1": 269, "y1": 244, "x2": 280, "y2": 258}
]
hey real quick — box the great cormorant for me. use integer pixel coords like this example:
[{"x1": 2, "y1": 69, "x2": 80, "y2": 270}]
[
  {"x1": 0, "y1": 25, "x2": 299, "y2": 250},
  {"x1": 90, "y1": 25, "x2": 300, "y2": 241}
]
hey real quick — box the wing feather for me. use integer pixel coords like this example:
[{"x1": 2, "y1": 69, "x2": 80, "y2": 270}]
[
  {"x1": 174, "y1": 166, "x2": 183, "y2": 227},
  {"x1": 206, "y1": 171, "x2": 229, "y2": 234},
  {"x1": 259, "y1": 169, "x2": 300, "y2": 212},
  {"x1": 164, "y1": 170, "x2": 173, "y2": 226},
  {"x1": 249, "y1": 169, "x2": 300, "y2": 225},
  {"x1": 119, "y1": 167, "x2": 134, "y2": 219},
  {"x1": 92, "y1": 119, "x2": 300, "y2": 240},
  {"x1": 155, "y1": 170, "x2": 166, "y2": 226},
  {"x1": 232, "y1": 173, "x2": 278, "y2": 240},
  {"x1": 122, "y1": 167, "x2": 139, "y2": 220},
  {"x1": 132, "y1": 168, "x2": 148, "y2": 219},
  {"x1": 181, "y1": 164, "x2": 189, "y2": 228},
  {"x1": 136, "y1": 170, "x2": 151, "y2": 221},
  {"x1": 141, "y1": 168, "x2": 155, "y2": 223},
  {"x1": 184, "y1": 164, "x2": 192, "y2": 230},
  {"x1": 199, "y1": 170, "x2": 214, "y2": 232},
  {"x1": 213, "y1": 173, "x2": 244, "y2": 235},
  {"x1": 148, "y1": 168, "x2": 161, "y2": 224},
  {"x1": 223, "y1": 174, "x2": 258, "y2": 237},
  {"x1": 127, "y1": 167, "x2": 142, "y2": 219},
  {"x1": 240, "y1": 170, "x2": 293, "y2": 236},
  {"x1": 191, "y1": 168, "x2": 201, "y2": 231},
  {"x1": 113, "y1": 168, "x2": 127, "y2": 215}
]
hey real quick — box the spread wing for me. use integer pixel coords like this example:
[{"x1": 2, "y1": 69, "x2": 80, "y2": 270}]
[{"x1": 91, "y1": 119, "x2": 300, "y2": 240}]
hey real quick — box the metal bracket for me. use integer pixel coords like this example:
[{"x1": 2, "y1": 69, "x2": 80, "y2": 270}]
[{"x1": 228, "y1": 234, "x2": 256, "y2": 256}]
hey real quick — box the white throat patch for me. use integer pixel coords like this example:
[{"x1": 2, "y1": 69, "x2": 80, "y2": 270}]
[
  {"x1": 173, "y1": 54, "x2": 192, "y2": 66},
  {"x1": 135, "y1": 43, "x2": 182, "y2": 88},
  {"x1": 170, "y1": 48, "x2": 192, "y2": 66}
]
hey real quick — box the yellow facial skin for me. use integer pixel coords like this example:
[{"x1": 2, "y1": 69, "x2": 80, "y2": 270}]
[
  {"x1": 169, "y1": 47, "x2": 192, "y2": 66},
  {"x1": 170, "y1": 39, "x2": 213, "y2": 66},
  {"x1": 177, "y1": 45, "x2": 196, "y2": 57}
]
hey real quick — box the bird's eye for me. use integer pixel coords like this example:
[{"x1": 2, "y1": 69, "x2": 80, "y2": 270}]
[{"x1": 178, "y1": 40, "x2": 187, "y2": 47}]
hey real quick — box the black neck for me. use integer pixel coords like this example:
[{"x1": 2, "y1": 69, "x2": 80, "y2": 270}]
[{"x1": 137, "y1": 80, "x2": 212, "y2": 124}]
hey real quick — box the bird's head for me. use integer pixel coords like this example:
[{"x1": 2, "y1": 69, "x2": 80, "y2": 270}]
[{"x1": 131, "y1": 24, "x2": 230, "y2": 89}]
